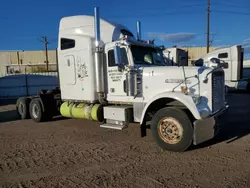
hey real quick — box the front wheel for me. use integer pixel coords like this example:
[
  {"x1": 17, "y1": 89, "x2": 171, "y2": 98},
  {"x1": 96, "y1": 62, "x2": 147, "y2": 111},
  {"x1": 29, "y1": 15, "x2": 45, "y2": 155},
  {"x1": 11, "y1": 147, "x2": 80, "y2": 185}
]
[{"x1": 151, "y1": 107, "x2": 193, "y2": 152}]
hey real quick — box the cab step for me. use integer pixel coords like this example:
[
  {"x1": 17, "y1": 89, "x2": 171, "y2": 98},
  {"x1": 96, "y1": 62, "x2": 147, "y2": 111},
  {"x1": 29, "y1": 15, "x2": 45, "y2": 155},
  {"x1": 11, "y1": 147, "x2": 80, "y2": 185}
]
[
  {"x1": 100, "y1": 105, "x2": 133, "y2": 130},
  {"x1": 100, "y1": 123, "x2": 127, "y2": 130},
  {"x1": 100, "y1": 119, "x2": 129, "y2": 130}
]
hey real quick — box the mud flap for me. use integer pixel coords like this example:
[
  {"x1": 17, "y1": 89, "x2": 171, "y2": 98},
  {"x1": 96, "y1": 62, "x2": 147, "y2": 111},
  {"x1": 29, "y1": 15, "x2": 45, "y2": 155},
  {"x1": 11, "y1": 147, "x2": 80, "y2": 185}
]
[
  {"x1": 193, "y1": 116, "x2": 216, "y2": 145},
  {"x1": 193, "y1": 105, "x2": 229, "y2": 145}
]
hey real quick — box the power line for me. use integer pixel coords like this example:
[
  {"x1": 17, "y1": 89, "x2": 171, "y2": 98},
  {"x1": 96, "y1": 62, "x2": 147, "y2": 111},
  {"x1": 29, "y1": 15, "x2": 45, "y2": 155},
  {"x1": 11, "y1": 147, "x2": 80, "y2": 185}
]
[
  {"x1": 37, "y1": 37, "x2": 44, "y2": 43},
  {"x1": 113, "y1": 8, "x2": 250, "y2": 18},
  {"x1": 212, "y1": 10, "x2": 250, "y2": 16},
  {"x1": 103, "y1": 6, "x2": 250, "y2": 19},
  {"x1": 211, "y1": 3, "x2": 249, "y2": 8},
  {"x1": 103, "y1": 3, "x2": 206, "y2": 12},
  {"x1": 103, "y1": 10, "x2": 205, "y2": 20},
  {"x1": 1, "y1": 36, "x2": 57, "y2": 40},
  {"x1": 210, "y1": 33, "x2": 216, "y2": 47}
]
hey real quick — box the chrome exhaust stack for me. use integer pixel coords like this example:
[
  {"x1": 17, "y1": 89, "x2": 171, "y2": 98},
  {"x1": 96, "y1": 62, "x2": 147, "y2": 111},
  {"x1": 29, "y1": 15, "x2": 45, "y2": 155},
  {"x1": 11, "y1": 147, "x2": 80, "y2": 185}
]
[
  {"x1": 94, "y1": 7, "x2": 101, "y2": 48},
  {"x1": 94, "y1": 7, "x2": 107, "y2": 104},
  {"x1": 136, "y1": 21, "x2": 141, "y2": 41}
]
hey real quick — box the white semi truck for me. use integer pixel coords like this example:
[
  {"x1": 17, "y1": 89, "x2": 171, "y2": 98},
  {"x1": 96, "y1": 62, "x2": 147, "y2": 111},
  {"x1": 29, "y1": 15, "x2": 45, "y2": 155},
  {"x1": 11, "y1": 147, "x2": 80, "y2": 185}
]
[
  {"x1": 194, "y1": 45, "x2": 250, "y2": 92},
  {"x1": 163, "y1": 47, "x2": 188, "y2": 66},
  {"x1": 16, "y1": 7, "x2": 228, "y2": 152}
]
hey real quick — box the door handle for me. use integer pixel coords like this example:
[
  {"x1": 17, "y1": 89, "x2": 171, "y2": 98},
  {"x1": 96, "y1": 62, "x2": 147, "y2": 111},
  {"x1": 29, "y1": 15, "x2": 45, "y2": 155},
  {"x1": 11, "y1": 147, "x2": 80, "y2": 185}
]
[
  {"x1": 123, "y1": 80, "x2": 127, "y2": 93},
  {"x1": 67, "y1": 59, "x2": 70, "y2": 66}
]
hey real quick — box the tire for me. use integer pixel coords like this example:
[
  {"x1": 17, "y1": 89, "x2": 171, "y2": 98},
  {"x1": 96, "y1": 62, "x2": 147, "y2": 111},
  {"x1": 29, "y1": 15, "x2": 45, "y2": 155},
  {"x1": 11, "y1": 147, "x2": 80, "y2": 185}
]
[
  {"x1": 40, "y1": 95, "x2": 54, "y2": 121},
  {"x1": 225, "y1": 86, "x2": 229, "y2": 93},
  {"x1": 151, "y1": 107, "x2": 193, "y2": 152},
  {"x1": 246, "y1": 82, "x2": 250, "y2": 93},
  {"x1": 16, "y1": 97, "x2": 31, "y2": 119},
  {"x1": 29, "y1": 98, "x2": 46, "y2": 123}
]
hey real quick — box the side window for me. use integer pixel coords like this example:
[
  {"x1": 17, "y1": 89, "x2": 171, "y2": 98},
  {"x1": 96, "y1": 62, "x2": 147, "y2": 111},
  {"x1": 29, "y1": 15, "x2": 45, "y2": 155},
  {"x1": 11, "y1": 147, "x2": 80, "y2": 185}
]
[
  {"x1": 152, "y1": 52, "x2": 162, "y2": 65},
  {"x1": 120, "y1": 29, "x2": 134, "y2": 37},
  {"x1": 120, "y1": 48, "x2": 129, "y2": 65},
  {"x1": 108, "y1": 48, "x2": 128, "y2": 67},
  {"x1": 218, "y1": 53, "x2": 228, "y2": 59},
  {"x1": 108, "y1": 50, "x2": 115, "y2": 67},
  {"x1": 61, "y1": 38, "x2": 75, "y2": 50}
]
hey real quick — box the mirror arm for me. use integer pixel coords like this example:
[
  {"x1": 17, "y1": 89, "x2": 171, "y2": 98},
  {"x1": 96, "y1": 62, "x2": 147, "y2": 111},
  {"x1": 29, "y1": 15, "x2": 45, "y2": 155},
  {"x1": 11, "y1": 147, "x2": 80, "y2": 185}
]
[{"x1": 203, "y1": 64, "x2": 224, "y2": 83}]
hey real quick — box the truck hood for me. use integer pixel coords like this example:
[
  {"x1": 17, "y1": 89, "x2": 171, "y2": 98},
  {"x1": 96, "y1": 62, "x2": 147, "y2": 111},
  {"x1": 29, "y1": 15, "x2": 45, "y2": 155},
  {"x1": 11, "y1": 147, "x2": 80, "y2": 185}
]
[{"x1": 139, "y1": 65, "x2": 217, "y2": 101}]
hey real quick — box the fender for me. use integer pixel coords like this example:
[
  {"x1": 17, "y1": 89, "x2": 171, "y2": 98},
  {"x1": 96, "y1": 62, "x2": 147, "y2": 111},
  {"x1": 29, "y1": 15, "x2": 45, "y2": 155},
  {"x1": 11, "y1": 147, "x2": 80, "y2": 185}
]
[{"x1": 140, "y1": 91, "x2": 201, "y2": 124}]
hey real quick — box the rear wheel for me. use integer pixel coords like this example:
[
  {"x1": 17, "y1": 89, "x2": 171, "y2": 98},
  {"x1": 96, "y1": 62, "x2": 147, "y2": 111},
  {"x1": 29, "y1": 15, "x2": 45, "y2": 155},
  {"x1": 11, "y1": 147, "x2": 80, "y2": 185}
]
[
  {"x1": 246, "y1": 82, "x2": 250, "y2": 93},
  {"x1": 151, "y1": 107, "x2": 193, "y2": 152},
  {"x1": 29, "y1": 98, "x2": 47, "y2": 122},
  {"x1": 16, "y1": 97, "x2": 31, "y2": 119}
]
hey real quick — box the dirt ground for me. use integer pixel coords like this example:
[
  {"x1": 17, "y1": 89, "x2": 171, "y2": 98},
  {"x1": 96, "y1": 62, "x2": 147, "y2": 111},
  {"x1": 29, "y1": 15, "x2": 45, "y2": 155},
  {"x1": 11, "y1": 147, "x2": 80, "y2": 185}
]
[{"x1": 1, "y1": 93, "x2": 250, "y2": 188}]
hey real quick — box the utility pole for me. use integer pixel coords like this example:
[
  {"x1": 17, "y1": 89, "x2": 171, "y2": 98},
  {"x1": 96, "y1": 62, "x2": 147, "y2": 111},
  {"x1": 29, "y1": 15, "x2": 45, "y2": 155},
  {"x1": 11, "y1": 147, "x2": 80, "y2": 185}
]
[
  {"x1": 206, "y1": 0, "x2": 210, "y2": 53},
  {"x1": 43, "y1": 36, "x2": 49, "y2": 71},
  {"x1": 38, "y1": 36, "x2": 49, "y2": 71}
]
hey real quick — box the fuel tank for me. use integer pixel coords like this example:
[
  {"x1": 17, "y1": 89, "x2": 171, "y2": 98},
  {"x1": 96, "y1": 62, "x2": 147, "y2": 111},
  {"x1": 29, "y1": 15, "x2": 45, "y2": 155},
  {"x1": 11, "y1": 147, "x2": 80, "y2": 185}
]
[{"x1": 60, "y1": 101, "x2": 104, "y2": 122}]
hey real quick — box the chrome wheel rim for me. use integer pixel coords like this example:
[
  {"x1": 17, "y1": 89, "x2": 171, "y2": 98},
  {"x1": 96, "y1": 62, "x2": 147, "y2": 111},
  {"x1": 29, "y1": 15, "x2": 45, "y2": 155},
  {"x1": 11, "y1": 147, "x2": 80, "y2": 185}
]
[
  {"x1": 32, "y1": 103, "x2": 39, "y2": 118},
  {"x1": 158, "y1": 117, "x2": 183, "y2": 144},
  {"x1": 18, "y1": 103, "x2": 24, "y2": 115}
]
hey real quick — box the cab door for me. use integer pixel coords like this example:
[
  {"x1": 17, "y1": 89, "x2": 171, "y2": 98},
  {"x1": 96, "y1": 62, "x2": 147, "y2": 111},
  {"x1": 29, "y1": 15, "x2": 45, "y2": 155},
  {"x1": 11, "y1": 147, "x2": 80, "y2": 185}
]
[
  {"x1": 58, "y1": 38, "x2": 77, "y2": 86},
  {"x1": 106, "y1": 47, "x2": 129, "y2": 97}
]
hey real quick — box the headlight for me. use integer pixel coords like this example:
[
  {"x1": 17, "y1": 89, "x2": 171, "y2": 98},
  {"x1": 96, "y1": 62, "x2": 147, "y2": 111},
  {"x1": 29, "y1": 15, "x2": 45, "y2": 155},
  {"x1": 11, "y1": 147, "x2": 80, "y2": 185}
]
[{"x1": 192, "y1": 95, "x2": 201, "y2": 105}]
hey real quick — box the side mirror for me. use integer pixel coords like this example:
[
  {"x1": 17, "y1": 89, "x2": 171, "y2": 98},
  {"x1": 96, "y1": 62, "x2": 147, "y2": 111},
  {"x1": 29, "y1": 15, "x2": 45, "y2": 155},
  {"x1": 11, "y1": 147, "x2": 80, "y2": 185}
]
[
  {"x1": 210, "y1": 57, "x2": 220, "y2": 65},
  {"x1": 114, "y1": 45, "x2": 124, "y2": 71},
  {"x1": 218, "y1": 60, "x2": 228, "y2": 69},
  {"x1": 208, "y1": 57, "x2": 228, "y2": 69},
  {"x1": 193, "y1": 59, "x2": 204, "y2": 67},
  {"x1": 221, "y1": 62, "x2": 229, "y2": 69}
]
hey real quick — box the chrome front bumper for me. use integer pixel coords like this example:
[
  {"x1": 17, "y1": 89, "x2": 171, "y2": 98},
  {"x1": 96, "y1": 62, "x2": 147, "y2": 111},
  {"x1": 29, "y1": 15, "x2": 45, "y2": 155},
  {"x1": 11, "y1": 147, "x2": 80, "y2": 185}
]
[{"x1": 193, "y1": 105, "x2": 229, "y2": 145}]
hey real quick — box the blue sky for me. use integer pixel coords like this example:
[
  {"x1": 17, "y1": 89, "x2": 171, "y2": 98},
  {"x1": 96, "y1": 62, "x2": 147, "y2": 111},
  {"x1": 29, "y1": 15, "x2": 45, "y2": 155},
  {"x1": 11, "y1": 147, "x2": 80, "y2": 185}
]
[{"x1": 0, "y1": 0, "x2": 249, "y2": 58}]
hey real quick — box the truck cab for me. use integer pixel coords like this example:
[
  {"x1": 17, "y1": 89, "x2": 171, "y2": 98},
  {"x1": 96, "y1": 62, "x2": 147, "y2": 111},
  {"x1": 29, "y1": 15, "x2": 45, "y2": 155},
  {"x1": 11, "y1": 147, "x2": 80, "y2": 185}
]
[{"x1": 16, "y1": 7, "x2": 229, "y2": 152}]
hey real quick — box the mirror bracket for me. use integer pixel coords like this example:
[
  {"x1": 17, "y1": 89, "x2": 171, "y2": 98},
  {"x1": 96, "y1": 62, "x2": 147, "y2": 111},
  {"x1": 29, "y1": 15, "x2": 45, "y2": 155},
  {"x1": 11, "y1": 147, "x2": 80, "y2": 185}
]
[{"x1": 114, "y1": 44, "x2": 124, "y2": 72}]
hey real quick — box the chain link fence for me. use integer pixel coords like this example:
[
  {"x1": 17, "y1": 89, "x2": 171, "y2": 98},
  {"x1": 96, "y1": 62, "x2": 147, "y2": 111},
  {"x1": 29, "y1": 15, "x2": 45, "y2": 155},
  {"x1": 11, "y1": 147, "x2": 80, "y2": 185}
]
[
  {"x1": 0, "y1": 64, "x2": 58, "y2": 102},
  {"x1": 5, "y1": 63, "x2": 57, "y2": 75}
]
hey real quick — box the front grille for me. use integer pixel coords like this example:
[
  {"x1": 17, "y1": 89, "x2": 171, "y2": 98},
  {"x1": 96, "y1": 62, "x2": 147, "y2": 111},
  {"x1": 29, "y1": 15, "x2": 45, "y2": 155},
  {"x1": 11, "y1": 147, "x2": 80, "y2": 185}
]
[{"x1": 212, "y1": 70, "x2": 225, "y2": 113}]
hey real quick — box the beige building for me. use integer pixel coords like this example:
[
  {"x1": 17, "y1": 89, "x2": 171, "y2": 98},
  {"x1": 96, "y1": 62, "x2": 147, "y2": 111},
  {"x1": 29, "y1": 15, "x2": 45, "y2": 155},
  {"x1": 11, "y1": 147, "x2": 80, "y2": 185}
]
[
  {"x1": 0, "y1": 50, "x2": 57, "y2": 75},
  {"x1": 0, "y1": 50, "x2": 57, "y2": 65},
  {"x1": 0, "y1": 46, "x2": 248, "y2": 75},
  {"x1": 179, "y1": 46, "x2": 217, "y2": 65},
  {"x1": 0, "y1": 47, "x2": 216, "y2": 66},
  {"x1": 164, "y1": 46, "x2": 217, "y2": 66}
]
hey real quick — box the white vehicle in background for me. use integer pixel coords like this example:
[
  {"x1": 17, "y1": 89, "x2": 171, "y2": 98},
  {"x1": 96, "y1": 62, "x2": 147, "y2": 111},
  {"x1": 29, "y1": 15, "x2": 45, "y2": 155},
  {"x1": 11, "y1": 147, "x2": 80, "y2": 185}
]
[
  {"x1": 194, "y1": 45, "x2": 250, "y2": 92},
  {"x1": 15, "y1": 7, "x2": 228, "y2": 152},
  {"x1": 163, "y1": 47, "x2": 188, "y2": 66}
]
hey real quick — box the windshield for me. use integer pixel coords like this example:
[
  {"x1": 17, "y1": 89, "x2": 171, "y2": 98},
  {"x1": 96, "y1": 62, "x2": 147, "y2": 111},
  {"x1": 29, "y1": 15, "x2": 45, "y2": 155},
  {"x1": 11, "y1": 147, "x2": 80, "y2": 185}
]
[{"x1": 130, "y1": 45, "x2": 166, "y2": 66}]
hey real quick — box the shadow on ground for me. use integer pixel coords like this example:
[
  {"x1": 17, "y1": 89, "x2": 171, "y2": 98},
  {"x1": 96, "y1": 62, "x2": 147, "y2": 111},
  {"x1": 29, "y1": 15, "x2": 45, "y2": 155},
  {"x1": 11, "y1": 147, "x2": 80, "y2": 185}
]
[
  {"x1": 190, "y1": 93, "x2": 250, "y2": 151},
  {"x1": 0, "y1": 110, "x2": 19, "y2": 123},
  {"x1": 0, "y1": 99, "x2": 17, "y2": 106},
  {"x1": 190, "y1": 116, "x2": 250, "y2": 151},
  {"x1": 51, "y1": 116, "x2": 68, "y2": 122},
  {"x1": 0, "y1": 110, "x2": 68, "y2": 123}
]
